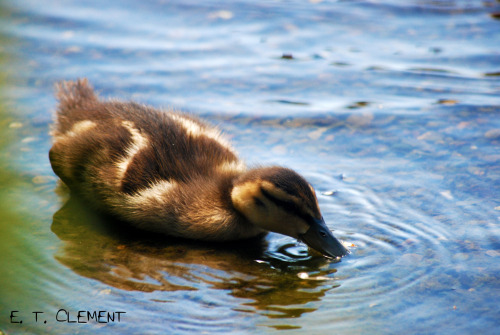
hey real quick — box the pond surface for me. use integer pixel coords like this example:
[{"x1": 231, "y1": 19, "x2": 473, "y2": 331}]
[{"x1": 1, "y1": 0, "x2": 499, "y2": 334}]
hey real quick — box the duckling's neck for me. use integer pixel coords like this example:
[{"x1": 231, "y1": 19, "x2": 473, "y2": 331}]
[{"x1": 184, "y1": 173, "x2": 266, "y2": 241}]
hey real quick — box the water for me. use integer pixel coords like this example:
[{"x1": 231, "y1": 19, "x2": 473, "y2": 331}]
[{"x1": 1, "y1": 0, "x2": 499, "y2": 334}]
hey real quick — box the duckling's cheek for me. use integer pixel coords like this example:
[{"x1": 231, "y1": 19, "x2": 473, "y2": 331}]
[
  {"x1": 296, "y1": 219, "x2": 310, "y2": 235},
  {"x1": 231, "y1": 182, "x2": 261, "y2": 213},
  {"x1": 258, "y1": 212, "x2": 308, "y2": 239},
  {"x1": 282, "y1": 216, "x2": 310, "y2": 238}
]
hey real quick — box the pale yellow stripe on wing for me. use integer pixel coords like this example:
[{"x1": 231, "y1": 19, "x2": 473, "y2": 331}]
[
  {"x1": 168, "y1": 114, "x2": 234, "y2": 152},
  {"x1": 53, "y1": 120, "x2": 97, "y2": 141},
  {"x1": 115, "y1": 121, "x2": 149, "y2": 186},
  {"x1": 217, "y1": 160, "x2": 247, "y2": 174},
  {"x1": 126, "y1": 179, "x2": 178, "y2": 206}
]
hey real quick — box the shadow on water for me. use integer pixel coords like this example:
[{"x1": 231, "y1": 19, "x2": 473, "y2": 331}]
[{"x1": 51, "y1": 191, "x2": 342, "y2": 319}]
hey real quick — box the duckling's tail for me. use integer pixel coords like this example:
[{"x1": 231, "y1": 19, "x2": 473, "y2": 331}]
[
  {"x1": 55, "y1": 78, "x2": 97, "y2": 111},
  {"x1": 51, "y1": 78, "x2": 99, "y2": 137}
]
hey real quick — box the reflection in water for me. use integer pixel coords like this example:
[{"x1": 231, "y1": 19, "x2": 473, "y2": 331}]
[{"x1": 52, "y1": 193, "x2": 342, "y2": 319}]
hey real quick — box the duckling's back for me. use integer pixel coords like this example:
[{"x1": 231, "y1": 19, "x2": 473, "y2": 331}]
[{"x1": 49, "y1": 79, "x2": 254, "y2": 239}]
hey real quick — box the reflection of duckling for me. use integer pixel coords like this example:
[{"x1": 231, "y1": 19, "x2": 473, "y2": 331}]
[{"x1": 49, "y1": 79, "x2": 348, "y2": 258}]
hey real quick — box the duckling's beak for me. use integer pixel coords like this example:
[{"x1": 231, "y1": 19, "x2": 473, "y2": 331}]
[{"x1": 299, "y1": 217, "x2": 349, "y2": 258}]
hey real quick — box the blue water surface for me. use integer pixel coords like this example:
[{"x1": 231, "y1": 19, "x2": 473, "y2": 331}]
[{"x1": 0, "y1": 0, "x2": 499, "y2": 334}]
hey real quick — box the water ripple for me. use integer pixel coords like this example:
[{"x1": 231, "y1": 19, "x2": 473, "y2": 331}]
[{"x1": 316, "y1": 180, "x2": 456, "y2": 306}]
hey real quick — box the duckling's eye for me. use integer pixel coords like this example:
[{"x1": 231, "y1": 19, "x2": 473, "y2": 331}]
[{"x1": 253, "y1": 197, "x2": 265, "y2": 208}]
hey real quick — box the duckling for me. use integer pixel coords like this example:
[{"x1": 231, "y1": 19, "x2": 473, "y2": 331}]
[{"x1": 49, "y1": 79, "x2": 348, "y2": 258}]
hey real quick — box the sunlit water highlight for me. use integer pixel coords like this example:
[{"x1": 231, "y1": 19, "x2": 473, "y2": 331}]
[{"x1": 1, "y1": 0, "x2": 499, "y2": 334}]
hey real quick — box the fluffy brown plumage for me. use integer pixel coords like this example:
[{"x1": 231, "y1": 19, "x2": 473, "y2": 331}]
[{"x1": 49, "y1": 79, "x2": 348, "y2": 257}]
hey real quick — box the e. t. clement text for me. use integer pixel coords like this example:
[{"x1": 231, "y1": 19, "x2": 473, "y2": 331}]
[{"x1": 10, "y1": 309, "x2": 126, "y2": 324}]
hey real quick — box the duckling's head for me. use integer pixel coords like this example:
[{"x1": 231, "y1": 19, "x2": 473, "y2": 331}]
[{"x1": 231, "y1": 167, "x2": 348, "y2": 258}]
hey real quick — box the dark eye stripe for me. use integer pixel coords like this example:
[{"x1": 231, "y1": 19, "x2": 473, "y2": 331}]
[
  {"x1": 260, "y1": 188, "x2": 312, "y2": 223},
  {"x1": 253, "y1": 196, "x2": 265, "y2": 208}
]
